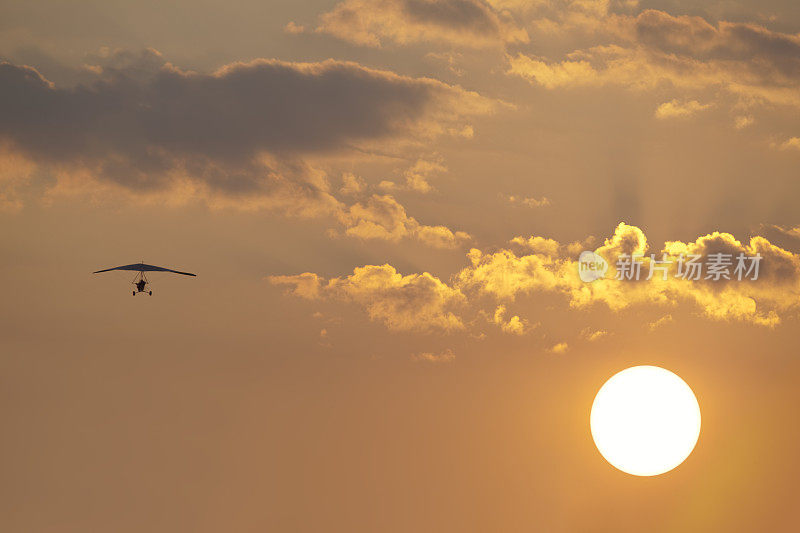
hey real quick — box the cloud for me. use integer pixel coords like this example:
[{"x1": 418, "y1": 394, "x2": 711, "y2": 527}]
[
  {"x1": 581, "y1": 328, "x2": 608, "y2": 341},
  {"x1": 402, "y1": 157, "x2": 446, "y2": 193},
  {"x1": 378, "y1": 157, "x2": 446, "y2": 193},
  {"x1": 654, "y1": 99, "x2": 711, "y2": 119},
  {"x1": 633, "y1": 10, "x2": 800, "y2": 72},
  {"x1": 0, "y1": 51, "x2": 497, "y2": 247},
  {"x1": 549, "y1": 342, "x2": 569, "y2": 354},
  {"x1": 507, "y1": 9, "x2": 800, "y2": 109},
  {"x1": 0, "y1": 51, "x2": 497, "y2": 203},
  {"x1": 734, "y1": 115, "x2": 754, "y2": 129},
  {"x1": 269, "y1": 264, "x2": 467, "y2": 332},
  {"x1": 492, "y1": 305, "x2": 531, "y2": 335},
  {"x1": 647, "y1": 314, "x2": 673, "y2": 331},
  {"x1": 505, "y1": 194, "x2": 552, "y2": 207},
  {"x1": 284, "y1": 21, "x2": 305, "y2": 34},
  {"x1": 770, "y1": 225, "x2": 800, "y2": 239},
  {"x1": 339, "y1": 172, "x2": 366, "y2": 195},
  {"x1": 315, "y1": 0, "x2": 529, "y2": 48},
  {"x1": 411, "y1": 348, "x2": 456, "y2": 362},
  {"x1": 425, "y1": 51, "x2": 466, "y2": 76},
  {"x1": 777, "y1": 137, "x2": 800, "y2": 151},
  {"x1": 338, "y1": 194, "x2": 471, "y2": 248},
  {"x1": 509, "y1": 235, "x2": 591, "y2": 257},
  {"x1": 458, "y1": 223, "x2": 800, "y2": 326},
  {"x1": 272, "y1": 224, "x2": 800, "y2": 339}
]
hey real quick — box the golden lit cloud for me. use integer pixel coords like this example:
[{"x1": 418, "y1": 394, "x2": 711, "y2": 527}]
[
  {"x1": 654, "y1": 99, "x2": 711, "y2": 120},
  {"x1": 647, "y1": 314, "x2": 673, "y2": 331},
  {"x1": 770, "y1": 225, "x2": 800, "y2": 239},
  {"x1": 274, "y1": 223, "x2": 800, "y2": 337},
  {"x1": 549, "y1": 341, "x2": 569, "y2": 354},
  {"x1": 492, "y1": 305, "x2": 532, "y2": 335},
  {"x1": 581, "y1": 328, "x2": 609, "y2": 341},
  {"x1": 338, "y1": 194, "x2": 471, "y2": 248},
  {"x1": 778, "y1": 137, "x2": 800, "y2": 151},
  {"x1": 270, "y1": 264, "x2": 467, "y2": 333},
  {"x1": 378, "y1": 157, "x2": 447, "y2": 194},
  {"x1": 508, "y1": 9, "x2": 800, "y2": 109}
]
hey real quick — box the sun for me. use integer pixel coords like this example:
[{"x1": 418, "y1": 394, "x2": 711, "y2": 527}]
[{"x1": 590, "y1": 366, "x2": 701, "y2": 476}]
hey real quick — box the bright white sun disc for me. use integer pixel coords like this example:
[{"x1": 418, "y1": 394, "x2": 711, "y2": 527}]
[{"x1": 590, "y1": 365, "x2": 701, "y2": 476}]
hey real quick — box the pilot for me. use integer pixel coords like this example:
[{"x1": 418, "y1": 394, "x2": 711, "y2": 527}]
[{"x1": 136, "y1": 279, "x2": 147, "y2": 292}]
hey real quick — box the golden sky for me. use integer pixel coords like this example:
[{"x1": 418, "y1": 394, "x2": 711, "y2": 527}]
[{"x1": 1, "y1": 0, "x2": 800, "y2": 531}]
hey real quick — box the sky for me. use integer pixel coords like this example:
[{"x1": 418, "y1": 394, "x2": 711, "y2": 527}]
[{"x1": 1, "y1": 0, "x2": 800, "y2": 531}]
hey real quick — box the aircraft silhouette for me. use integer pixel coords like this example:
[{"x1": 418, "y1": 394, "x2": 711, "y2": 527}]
[{"x1": 94, "y1": 262, "x2": 196, "y2": 295}]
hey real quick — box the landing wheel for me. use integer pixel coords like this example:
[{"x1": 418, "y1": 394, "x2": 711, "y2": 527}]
[
  {"x1": 132, "y1": 291, "x2": 136, "y2": 296},
  {"x1": 149, "y1": 291, "x2": 152, "y2": 296}
]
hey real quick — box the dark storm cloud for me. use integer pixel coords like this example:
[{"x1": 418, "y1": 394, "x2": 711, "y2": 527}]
[{"x1": 0, "y1": 51, "x2": 491, "y2": 192}]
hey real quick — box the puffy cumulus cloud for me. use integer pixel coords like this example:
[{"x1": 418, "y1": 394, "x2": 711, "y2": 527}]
[
  {"x1": 402, "y1": 158, "x2": 445, "y2": 193},
  {"x1": 508, "y1": 9, "x2": 800, "y2": 109},
  {"x1": 338, "y1": 194, "x2": 471, "y2": 248},
  {"x1": 492, "y1": 305, "x2": 532, "y2": 335},
  {"x1": 549, "y1": 342, "x2": 569, "y2": 354},
  {"x1": 510, "y1": 235, "x2": 561, "y2": 256},
  {"x1": 339, "y1": 173, "x2": 366, "y2": 196},
  {"x1": 509, "y1": 234, "x2": 591, "y2": 257},
  {"x1": 663, "y1": 232, "x2": 800, "y2": 286},
  {"x1": 0, "y1": 51, "x2": 497, "y2": 207},
  {"x1": 462, "y1": 223, "x2": 800, "y2": 326},
  {"x1": 269, "y1": 264, "x2": 466, "y2": 333},
  {"x1": 454, "y1": 230, "x2": 600, "y2": 302},
  {"x1": 315, "y1": 0, "x2": 529, "y2": 48},
  {"x1": 595, "y1": 221, "x2": 648, "y2": 259},
  {"x1": 272, "y1": 223, "x2": 800, "y2": 336},
  {"x1": 456, "y1": 245, "x2": 582, "y2": 303},
  {"x1": 655, "y1": 233, "x2": 795, "y2": 326},
  {"x1": 654, "y1": 99, "x2": 711, "y2": 119}
]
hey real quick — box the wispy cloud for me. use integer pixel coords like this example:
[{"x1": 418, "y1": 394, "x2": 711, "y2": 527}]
[
  {"x1": 411, "y1": 348, "x2": 456, "y2": 363},
  {"x1": 654, "y1": 100, "x2": 711, "y2": 120}
]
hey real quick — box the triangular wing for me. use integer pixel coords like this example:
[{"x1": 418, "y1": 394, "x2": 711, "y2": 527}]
[{"x1": 93, "y1": 263, "x2": 196, "y2": 276}]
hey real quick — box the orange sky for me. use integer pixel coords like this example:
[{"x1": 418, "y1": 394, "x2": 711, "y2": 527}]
[{"x1": 1, "y1": 1, "x2": 800, "y2": 531}]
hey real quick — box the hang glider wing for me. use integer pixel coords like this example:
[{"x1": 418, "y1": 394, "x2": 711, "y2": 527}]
[{"x1": 93, "y1": 263, "x2": 196, "y2": 276}]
